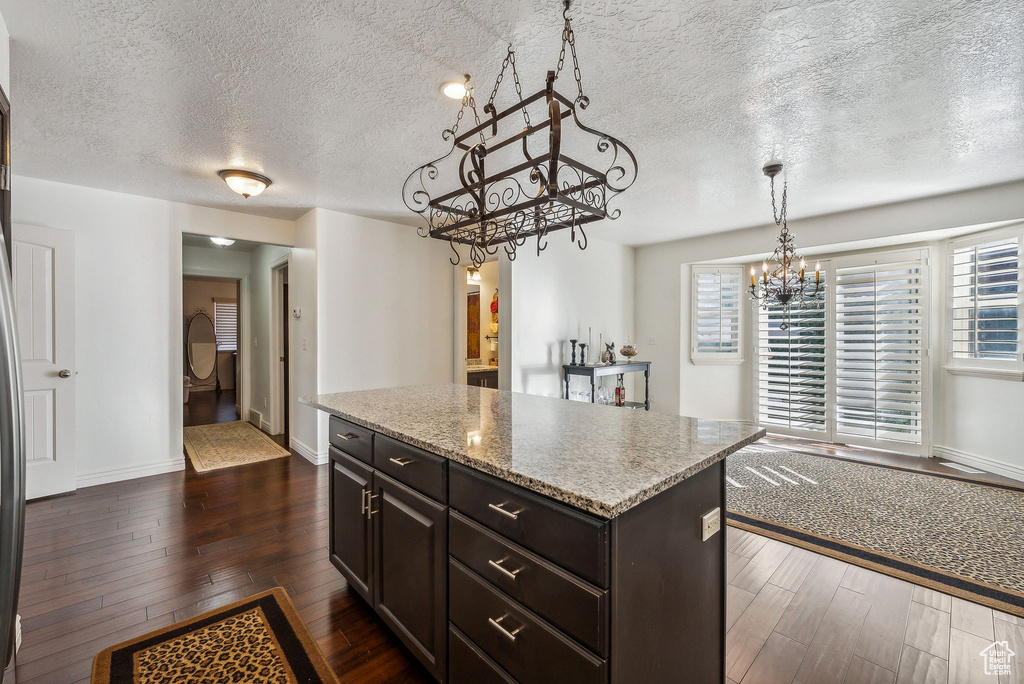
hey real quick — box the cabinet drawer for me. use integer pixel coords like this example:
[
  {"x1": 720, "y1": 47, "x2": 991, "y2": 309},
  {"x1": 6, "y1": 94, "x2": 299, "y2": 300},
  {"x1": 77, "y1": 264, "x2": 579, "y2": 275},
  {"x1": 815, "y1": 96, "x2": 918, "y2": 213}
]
[
  {"x1": 375, "y1": 435, "x2": 446, "y2": 503},
  {"x1": 449, "y1": 464, "x2": 609, "y2": 587},
  {"x1": 329, "y1": 416, "x2": 373, "y2": 464},
  {"x1": 449, "y1": 625, "x2": 517, "y2": 684},
  {"x1": 449, "y1": 511, "x2": 607, "y2": 656},
  {"x1": 449, "y1": 559, "x2": 606, "y2": 684}
]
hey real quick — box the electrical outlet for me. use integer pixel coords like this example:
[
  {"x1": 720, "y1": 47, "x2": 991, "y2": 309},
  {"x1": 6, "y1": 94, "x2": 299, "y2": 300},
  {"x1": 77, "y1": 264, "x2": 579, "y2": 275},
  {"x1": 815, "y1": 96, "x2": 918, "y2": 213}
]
[
  {"x1": 647, "y1": 336, "x2": 656, "y2": 346},
  {"x1": 701, "y1": 507, "x2": 721, "y2": 542},
  {"x1": 253, "y1": 337, "x2": 258, "y2": 348},
  {"x1": 264, "y1": 398, "x2": 268, "y2": 408}
]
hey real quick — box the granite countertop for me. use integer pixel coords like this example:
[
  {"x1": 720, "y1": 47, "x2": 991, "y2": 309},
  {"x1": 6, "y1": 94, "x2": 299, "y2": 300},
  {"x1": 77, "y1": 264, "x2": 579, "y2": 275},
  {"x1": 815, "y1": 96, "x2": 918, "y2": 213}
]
[
  {"x1": 301, "y1": 384, "x2": 764, "y2": 518},
  {"x1": 466, "y1": 363, "x2": 498, "y2": 373}
]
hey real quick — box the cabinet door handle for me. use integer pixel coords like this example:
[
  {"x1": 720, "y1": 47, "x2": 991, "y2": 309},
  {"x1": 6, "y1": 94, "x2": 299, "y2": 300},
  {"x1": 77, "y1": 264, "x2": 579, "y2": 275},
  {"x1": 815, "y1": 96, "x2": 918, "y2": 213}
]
[
  {"x1": 488, "y1": 558, "x2": 522, "y2": 581},
  {"x1": 360, "y1": 489, "x2": 369, "y2": 516},
  {"x1": 488, "y1": 615, "x2": 522, "y2": 642},
  {"x1": 488, "y1": 502, "x2": 522, "y2": 520},
  {"x1": 368, "y1": 493, "x2": 380, "y2": 517},
  {"x1": 336, "y1": 433, "x2": 358, "y2": 441},
  {"x1": 388, "y1": 457, "x2": 414, "y2": 467}
]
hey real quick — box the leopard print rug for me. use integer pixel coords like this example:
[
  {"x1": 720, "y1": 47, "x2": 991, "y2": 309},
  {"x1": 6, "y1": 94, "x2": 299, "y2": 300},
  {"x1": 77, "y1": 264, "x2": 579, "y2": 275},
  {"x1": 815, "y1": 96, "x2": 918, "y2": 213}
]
[{"x1": 726, "y1": 449, "x2": 1024, "y2": 617}]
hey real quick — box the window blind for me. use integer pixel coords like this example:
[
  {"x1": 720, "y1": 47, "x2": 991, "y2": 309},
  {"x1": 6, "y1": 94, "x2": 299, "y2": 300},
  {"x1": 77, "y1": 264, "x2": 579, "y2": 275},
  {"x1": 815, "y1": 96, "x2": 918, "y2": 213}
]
[
  {"x1": 950, "y1": 236, "x2": 1020, "y2": 362},
  {"x1": 756, "y1": 278, "x2": 827, "y2": 432},
  {"x1": 213, "y1": 299, "x2": 237, "y2": 351},
  {"x1": 692, "y1": 267, "x2": 742, "y2": 360},
  {"x1": 834, "y1": 256, "x2": 924, "y2": 445}
]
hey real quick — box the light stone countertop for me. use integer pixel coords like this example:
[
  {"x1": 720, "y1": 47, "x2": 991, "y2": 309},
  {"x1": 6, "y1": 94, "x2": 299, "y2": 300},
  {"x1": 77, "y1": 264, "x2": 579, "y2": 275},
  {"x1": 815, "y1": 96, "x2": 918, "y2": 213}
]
[
  {"x1": 301, "y1": 384, "x2": 764, "y2": 518},
  {"x1": 466, "y1": 363, "x2": 498, "y2": 373}
]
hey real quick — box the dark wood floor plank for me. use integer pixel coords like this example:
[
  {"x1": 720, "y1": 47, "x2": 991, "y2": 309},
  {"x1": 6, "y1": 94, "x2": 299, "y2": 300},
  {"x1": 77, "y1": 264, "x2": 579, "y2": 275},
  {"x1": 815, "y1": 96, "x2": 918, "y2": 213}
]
[
  {"x1": 775, "y1": 555, "x2": 849, "y2": 646},
  {"x1": 794, "y1": 587, "x2": 871, "y2": 684}
]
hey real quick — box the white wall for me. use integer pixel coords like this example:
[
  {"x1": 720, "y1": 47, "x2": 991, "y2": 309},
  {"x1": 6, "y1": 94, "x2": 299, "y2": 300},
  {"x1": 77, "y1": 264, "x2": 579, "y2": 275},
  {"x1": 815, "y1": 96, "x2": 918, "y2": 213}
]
[
  {"x1": 0, "y1": 9, "x2": 10, "y2": 97},
  {"x1": 635, "y1": 180, "x2": 1024, "y2": 477},
  {"x1": 288, "y1": 208, "x2": 455, "y2": 463},
  {"x1": 288, "y1": 210, "x2": 319, "y2": 463},
  {"x1": 182, "y1": 245, "x2": 252, "y2": 275},
  {"x1": 13, "y1": 176, "x2": 294, "y2": 486},
  {"x1": 511, "y1": 237, "x2": 636, "y2": 401}
]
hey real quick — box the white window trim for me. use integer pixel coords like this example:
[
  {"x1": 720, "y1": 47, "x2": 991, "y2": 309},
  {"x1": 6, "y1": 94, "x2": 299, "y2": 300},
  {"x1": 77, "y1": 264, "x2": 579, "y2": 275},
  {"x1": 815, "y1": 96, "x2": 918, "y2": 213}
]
[
  {"x1": 690, "y1": 265, "x2": 744, "y2": 365},
  {"x1": 945, "y1": 226, "x2": 1024, "y2": 380}
]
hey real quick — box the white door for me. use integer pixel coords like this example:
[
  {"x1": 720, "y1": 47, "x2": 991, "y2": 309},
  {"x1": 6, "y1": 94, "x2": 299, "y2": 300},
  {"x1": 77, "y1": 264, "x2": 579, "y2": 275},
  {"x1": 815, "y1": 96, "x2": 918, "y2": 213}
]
[{"x1": 12, "y1": 224, "x2": 76, "y2": 499}]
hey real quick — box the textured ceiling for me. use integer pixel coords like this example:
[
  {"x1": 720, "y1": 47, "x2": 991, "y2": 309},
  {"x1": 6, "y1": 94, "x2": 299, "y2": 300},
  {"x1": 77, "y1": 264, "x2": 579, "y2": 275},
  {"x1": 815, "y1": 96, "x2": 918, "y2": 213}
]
[{"x1": 2, "y1": 0, "x2": 1023, "y2": 245}]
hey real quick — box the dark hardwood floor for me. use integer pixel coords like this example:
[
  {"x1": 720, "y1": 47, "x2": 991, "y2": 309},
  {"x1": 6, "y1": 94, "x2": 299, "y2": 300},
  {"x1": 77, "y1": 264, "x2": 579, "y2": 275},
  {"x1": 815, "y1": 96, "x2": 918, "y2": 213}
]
[
  {"x1": 183, "y1": 388, "x2": 239, "y2": 427},
  {"x1": 14, "y1": 437, "x2": 1020, "y2": 683},
  {"x1": 15, "y1": 452, "x2": 431, "y2": 684}
]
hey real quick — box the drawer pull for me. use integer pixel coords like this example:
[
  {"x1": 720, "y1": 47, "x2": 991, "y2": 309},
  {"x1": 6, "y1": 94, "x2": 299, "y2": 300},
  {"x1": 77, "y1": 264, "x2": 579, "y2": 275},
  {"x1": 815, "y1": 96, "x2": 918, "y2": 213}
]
[
  {"x1": 488, "y1": 502, "x2": 522, "y2": 520},
  {"x1": 487, "y1": 558, "x2": 522, "y2": 581},
  {"x1": 368, "y1": 493, "x2": 380, "y2": 517},
  {"x1": 388, "y1": 457, "x2": 415, "y2": 467},
  {"x1": 336, "y1": 432, "x2": 359, "y2": 441},
  {"x1": 487, "y1": 615, "x2": 522, "y2": 642},
  {"x1": 360, "y1": 489, "x2": 369, "y2": 516}
]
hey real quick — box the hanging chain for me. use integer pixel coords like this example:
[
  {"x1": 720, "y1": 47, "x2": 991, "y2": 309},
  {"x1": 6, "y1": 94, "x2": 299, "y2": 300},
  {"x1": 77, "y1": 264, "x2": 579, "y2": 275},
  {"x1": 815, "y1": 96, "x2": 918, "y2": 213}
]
[
  {"x1": 486, "y1": 46, "x2": 532, "y2": 129},
  {"x1": 555, "y1": 0, "x2": 587, "y2": 107},
  {"x1": 770, "y1": 175, "x2": 788, "y2": 232},
  {"x1": 449, "y1": 75, "x2": 472, "y2": 137}
]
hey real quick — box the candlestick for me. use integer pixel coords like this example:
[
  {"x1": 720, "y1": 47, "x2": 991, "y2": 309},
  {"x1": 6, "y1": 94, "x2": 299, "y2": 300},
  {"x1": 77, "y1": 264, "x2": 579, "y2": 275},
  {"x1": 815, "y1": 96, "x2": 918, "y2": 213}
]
[
  {"x1": 579, "y1": 343, "x2": 588, "y2": 366},
  {"x1": 569, "y1": 339, "x2": 578, "y2": 365},
  {"x1": 750, "y1": 265, "x2": 756, "y2": 288}
]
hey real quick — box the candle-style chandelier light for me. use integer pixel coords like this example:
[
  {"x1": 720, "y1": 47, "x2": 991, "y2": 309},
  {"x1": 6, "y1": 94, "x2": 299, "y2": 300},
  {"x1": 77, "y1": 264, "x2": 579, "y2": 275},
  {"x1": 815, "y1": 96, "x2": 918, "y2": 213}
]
[
  {"x1": 749, "y1": 162, "x2": 820, "y2": 327},
  {"x1": 402, "y1": 0, "x2": 638, "y2": 268}
]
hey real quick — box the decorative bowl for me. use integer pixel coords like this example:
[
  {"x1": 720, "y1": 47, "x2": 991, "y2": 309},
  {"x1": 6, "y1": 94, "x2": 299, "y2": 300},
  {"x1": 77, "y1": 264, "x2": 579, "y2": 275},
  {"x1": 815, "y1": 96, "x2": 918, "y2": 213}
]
[{"x1": 619, "y1": 344, "x2": 638, "y2": 358}]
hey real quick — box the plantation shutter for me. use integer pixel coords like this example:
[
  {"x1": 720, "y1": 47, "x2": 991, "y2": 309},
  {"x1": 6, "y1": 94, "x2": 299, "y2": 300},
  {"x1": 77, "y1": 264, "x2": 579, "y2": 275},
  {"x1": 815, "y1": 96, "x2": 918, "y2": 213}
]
[
  {"x1": 756, "y1": 275, "x2": 827, "y2": 432},
  {"x1": 834, "y1": 252, "x2": 925, "y2": 446},
  {"x1": 691, "y1": 267, "x2": 742, "y2": 362},
  {"x1": 213, "y1": 299, "x2": 237, "y2": 351},
  {"x1": 950, "y1": 236, "x2": 1021, "y2": 363}
]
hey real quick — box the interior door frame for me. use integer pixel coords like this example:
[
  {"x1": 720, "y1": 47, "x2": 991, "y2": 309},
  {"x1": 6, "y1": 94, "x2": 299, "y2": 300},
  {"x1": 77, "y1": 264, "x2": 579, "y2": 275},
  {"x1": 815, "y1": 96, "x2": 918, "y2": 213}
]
[
  {"x1": 450, "y1": 254, "x2": 512, "y2": 391},
  {"x1": 0, "y1": 85, "x2": 10, "y2": 266},
  {"x1": 270, "y1": 253, "x2": 291, "y2": 435},
  {"x1": 182, "y1": 268, "x2": 250, "y2": 425}
]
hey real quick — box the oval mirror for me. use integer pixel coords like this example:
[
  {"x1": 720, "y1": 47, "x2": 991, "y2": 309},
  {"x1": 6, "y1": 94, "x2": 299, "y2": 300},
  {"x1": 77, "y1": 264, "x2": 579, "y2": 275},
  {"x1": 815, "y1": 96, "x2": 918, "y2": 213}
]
[{"x1": 187, "y1": 312, "x2": 217, "y2": 381}]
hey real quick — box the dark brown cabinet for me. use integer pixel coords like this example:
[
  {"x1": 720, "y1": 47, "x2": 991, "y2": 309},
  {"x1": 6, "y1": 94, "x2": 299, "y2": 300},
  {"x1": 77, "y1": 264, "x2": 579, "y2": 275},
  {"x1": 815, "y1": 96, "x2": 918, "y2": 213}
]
[
  {"x1": 467, "y1": 369, "x2": 498, "y2": 388},
  {"x1": 328, "y1": 447, "x2": 373, "y2": 602},
  {"x1": 374, "y1": 473, "x2": 447, "y2": 680},
  {"x1": 328, "y1": 444, "x2": 448, "y2": 681}
]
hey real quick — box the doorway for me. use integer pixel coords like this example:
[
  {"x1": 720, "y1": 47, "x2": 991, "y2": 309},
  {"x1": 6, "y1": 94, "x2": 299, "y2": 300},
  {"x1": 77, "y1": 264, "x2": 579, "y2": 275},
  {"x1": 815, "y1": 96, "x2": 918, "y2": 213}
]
[
  {"x1": 454, "y1": 258, "x2": 510, "y2": 389},
  {"x1": 182, "y1": 275, "x2": 240, "y2": 427},
  {"x1": 271, "y1": 261, "x2": 290, "y2": 438}
]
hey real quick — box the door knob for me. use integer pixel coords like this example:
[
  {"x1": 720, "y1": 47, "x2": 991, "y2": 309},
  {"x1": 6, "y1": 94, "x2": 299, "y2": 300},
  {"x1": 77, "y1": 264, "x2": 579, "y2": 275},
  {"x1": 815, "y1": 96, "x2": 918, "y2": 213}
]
[{"x1": 58, "y1": 369, "x2": 72, "y2": 378}]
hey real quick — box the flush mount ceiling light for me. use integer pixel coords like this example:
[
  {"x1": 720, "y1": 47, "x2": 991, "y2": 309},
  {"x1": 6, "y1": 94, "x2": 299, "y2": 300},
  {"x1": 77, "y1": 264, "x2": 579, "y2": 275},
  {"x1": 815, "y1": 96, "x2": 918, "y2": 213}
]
[
  {"x1": 210, "y1": 237, "x2": 235, "y2": 247},
  {"x1": 403, "y1": 0, "x2": 638, "y2": 268},
  {"x1": 749, "y1": 162, "x2": 820, "y2": 329},
  {"x1": 217, "y1": 169, "x2": 272, "y2": 198},
  {"x1": 441, "y1": 78, "x2": 470, "y2": 100}
]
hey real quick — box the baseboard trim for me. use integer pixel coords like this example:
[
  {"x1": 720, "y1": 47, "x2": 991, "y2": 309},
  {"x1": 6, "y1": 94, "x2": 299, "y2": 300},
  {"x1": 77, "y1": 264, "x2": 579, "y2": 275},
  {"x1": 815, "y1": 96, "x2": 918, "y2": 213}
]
[
  {"x1": 77, "y1": 457, "x2": 186, "y2": 489},
  {"x1": 932, "y1": 445, "x2": 1024, "y2": 484},
  {"x1": 291, "y1": 437, "x2": 328, "y2": 466},
  {"x1": 260, "y1": 420, "x2": 272, "y2": 433}
]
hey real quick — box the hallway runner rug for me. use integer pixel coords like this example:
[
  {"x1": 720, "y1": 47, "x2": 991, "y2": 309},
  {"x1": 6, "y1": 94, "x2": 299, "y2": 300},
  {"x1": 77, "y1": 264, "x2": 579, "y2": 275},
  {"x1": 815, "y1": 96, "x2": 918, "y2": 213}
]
[
  {"x1": 183, "y1": 420, "x2": 290, "y2": 472},
  {"x1": 726, "y1": 448, "x2": 1024, "y2": 617},
  {"x1": 92, "y1": 587, "x2": 339, "y2": 683}
]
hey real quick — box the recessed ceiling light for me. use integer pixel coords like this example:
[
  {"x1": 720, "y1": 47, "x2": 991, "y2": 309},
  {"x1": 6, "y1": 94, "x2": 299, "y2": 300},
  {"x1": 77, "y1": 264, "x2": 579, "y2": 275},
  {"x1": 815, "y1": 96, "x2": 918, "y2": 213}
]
[
  {"x1": 217, "y1": 169, "x2": 272, "y2": 198},
  {"x1": 441, "y1": 77, "x2": 469, "y2": 100},
  {"x1": 210, "y1": 237, "x2": 235, "y2": 247}
]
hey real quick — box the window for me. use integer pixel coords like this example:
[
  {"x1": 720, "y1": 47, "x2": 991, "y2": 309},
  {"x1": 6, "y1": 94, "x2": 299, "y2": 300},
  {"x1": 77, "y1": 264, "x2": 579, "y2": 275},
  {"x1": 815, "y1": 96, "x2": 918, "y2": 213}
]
[
  {"x1": 834, "y1": 252, "x2": 926, "y2": 447},
  {"x1": 691, "y1": 266, "x2": 743, "y2": 363},
  {"x1": 756, "y1": 273, "x2": 827, "y2": 432},
  {"x1": 213, "y1": 298, "x2": 237, "y2": 351},
  {"x1": 948, "y1": 231, "x2": 1023, "y2": 375}
]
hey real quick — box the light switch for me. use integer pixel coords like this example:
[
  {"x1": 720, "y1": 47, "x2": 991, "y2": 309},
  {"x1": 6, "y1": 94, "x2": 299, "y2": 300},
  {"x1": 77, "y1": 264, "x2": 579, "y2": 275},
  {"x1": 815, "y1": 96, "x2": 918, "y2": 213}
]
[
  {"x1": 701, "y1": 507, "x2": 721, "y2": 542},
  {"x1": 647, "y1": 336, "x2": 656, "y2": 345},
  {"x1": 302, "y1": 337, "x2": 307, "y2": 350}
]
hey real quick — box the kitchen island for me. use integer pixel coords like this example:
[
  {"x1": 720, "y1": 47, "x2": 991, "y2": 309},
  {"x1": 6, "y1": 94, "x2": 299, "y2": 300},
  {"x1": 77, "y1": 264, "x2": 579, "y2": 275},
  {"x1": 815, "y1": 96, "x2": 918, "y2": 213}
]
[{"x1": 301, "y1": 384, "x2": 764, "y2": 684}]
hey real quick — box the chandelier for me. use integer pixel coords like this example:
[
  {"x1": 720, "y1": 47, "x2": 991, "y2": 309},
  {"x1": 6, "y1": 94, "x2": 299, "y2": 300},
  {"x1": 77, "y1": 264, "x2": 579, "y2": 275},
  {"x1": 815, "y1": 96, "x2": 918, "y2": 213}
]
[
  {"x1": 749, "y1": 162, "x2": 820, "y2": 326},
  {"x1": 402, "y1": 0, "x2": 638, "y2": 267}
]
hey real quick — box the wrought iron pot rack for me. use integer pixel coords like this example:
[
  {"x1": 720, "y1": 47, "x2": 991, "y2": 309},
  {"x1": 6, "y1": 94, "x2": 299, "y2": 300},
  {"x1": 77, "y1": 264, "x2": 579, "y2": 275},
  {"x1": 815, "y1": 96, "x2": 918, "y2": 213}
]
[{"x1": 402, "y1": 1, "x2": 638, "y2": 267}]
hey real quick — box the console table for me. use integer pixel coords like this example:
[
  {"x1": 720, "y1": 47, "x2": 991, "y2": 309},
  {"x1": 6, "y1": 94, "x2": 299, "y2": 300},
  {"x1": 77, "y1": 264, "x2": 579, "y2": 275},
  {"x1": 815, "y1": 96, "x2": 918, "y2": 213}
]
[{"x1": 563, "y1": 361, "x2": 651, "y2": 410}]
